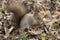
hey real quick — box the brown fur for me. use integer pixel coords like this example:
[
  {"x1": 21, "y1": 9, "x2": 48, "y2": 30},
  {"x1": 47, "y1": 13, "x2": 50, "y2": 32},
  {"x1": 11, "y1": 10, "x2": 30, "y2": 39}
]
[{"x1": 7, "y1": 0, "x2": 28, "y2": 29}]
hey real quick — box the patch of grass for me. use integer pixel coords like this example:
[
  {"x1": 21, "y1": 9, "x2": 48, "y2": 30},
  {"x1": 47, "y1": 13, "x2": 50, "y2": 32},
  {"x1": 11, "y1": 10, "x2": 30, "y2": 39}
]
[{"x1": 22, "y1": 32, "x2": 28, "y2": 40}]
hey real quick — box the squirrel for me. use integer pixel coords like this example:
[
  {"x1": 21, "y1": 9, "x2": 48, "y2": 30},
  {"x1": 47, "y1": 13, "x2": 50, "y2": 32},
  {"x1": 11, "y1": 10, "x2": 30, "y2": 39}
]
[
  {"x1": 6, "y1": 0, "x2": 38, "y2": 29},
  {"x1": 6, "y1": 0, "x2": 28, "y2": 29}
]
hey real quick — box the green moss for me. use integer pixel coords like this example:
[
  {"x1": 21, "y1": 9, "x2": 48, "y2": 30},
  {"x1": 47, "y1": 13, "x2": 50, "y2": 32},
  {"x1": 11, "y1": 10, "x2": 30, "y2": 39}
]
[
  {"x1": 41, "y1": 36, "x2": 46, "y2": 40},
  {"x1": 51, "y1": 23, "x2": 59, "y2": 28}
]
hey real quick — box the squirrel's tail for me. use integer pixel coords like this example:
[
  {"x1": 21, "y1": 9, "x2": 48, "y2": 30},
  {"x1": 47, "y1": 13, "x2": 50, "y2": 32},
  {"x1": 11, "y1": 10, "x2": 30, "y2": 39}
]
[{"x1": 7, "y1": 0, "x2": 28, "y2": 29}]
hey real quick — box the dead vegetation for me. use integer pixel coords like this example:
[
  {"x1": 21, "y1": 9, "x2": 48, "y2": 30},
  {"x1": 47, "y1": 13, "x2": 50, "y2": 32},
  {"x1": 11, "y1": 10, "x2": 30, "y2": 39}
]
[{"x1": 0, "y1": 0, "x2": 60, "y2": 40}]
